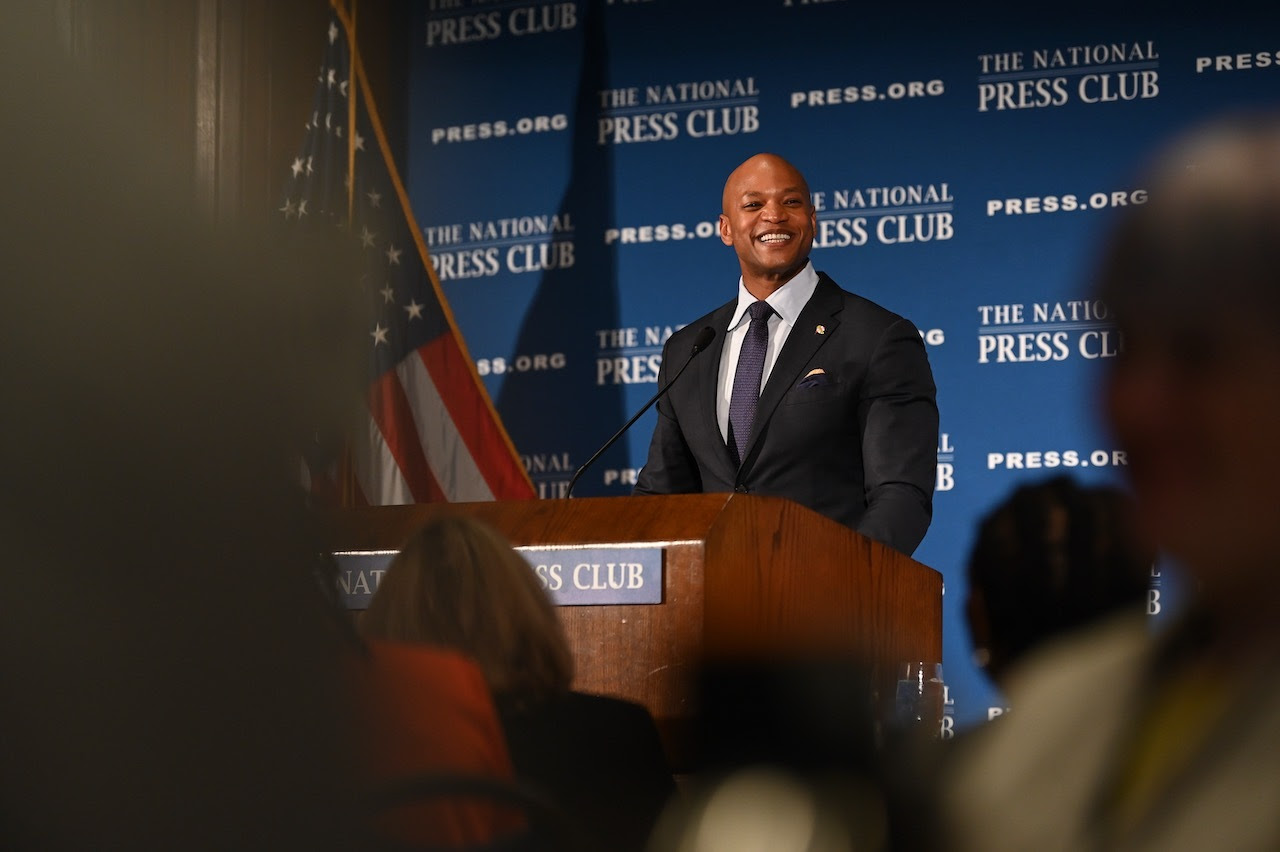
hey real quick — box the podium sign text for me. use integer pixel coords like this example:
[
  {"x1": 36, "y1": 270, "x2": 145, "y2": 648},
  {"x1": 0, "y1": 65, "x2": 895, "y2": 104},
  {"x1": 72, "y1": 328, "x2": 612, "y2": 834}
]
[{"x1": 333, "y1": 546, "x2": 663, "y2": 609}]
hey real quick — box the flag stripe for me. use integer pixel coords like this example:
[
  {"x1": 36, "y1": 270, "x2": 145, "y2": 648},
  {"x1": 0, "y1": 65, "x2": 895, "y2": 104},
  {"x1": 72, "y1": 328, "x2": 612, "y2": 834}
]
[
  {"x1": 400, "y1": 345, "x2": 495, "y2": 502},
  {"x1": 368, "y1": 371, "x2": 447, "y2": 503},
  {"x1": 360, "y1": 414, "x2": 414, "y2": 506},
  {"x1": 416, "y1": 334, "x2": 531, "y2": 501}
]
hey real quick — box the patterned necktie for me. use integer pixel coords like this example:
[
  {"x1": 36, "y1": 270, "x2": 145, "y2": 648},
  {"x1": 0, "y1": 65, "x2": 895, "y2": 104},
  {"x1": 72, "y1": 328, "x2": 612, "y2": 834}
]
[{"x1": 728, "y1": 300, "x2": 774, "y2": 466}]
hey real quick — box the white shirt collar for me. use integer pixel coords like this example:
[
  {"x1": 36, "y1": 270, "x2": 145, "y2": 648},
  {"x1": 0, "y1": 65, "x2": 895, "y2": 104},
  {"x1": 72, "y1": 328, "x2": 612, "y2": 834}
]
[{"x1": 727, "y1": 260, "x2": 820, "y2": 330}]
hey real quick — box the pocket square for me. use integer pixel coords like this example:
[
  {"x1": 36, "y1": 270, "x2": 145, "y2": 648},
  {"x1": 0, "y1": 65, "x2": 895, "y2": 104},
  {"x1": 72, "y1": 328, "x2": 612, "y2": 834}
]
[{"x1": 797, "y1": 368, "x2": 832, "y2": 389}]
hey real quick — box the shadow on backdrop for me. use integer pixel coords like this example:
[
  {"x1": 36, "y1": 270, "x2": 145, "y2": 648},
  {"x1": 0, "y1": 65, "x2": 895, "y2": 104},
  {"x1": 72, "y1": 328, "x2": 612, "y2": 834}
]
[{"x1": 496, "y1": 1, "x2": 625, "y2": 499}]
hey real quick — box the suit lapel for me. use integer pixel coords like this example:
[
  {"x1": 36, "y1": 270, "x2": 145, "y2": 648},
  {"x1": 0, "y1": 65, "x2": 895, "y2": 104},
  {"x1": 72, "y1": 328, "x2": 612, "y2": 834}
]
[
  {"x1": 694, "y1": 300, "x2": 738, "y2": 479},
  {"x1": 740, "y1": 274, "x2": 843, "y2": 469}
]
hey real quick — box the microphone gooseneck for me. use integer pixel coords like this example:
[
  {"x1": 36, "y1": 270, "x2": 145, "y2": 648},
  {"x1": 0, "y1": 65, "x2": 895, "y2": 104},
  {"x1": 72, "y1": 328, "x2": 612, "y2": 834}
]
[{"x1": 566, "y1": 326, "x2": 716, "y2": 498}]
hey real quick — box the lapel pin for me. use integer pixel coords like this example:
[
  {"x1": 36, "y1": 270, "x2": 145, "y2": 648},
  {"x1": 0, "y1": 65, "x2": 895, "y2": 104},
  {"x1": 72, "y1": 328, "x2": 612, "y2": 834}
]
[{"x1": 815, "y1": 324, "x2": 826, "y2": 335}]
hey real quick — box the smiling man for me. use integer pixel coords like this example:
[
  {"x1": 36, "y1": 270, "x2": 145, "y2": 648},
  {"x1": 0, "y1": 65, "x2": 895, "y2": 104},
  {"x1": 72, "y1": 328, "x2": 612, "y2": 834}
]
[{"x1": 633, "y1": 153, "x2": 939, "y2": 556}]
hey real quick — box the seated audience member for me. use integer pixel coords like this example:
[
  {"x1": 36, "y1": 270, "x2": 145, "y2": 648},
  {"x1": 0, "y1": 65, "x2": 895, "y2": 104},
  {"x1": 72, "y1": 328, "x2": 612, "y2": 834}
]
[
  {"x1": 964, "y1": 474, "x2": 1155, "y2": 688},
  {"x1": 646, "y1": 655, "x2": 893, "y2": 852},
  {"x1": 346, "y1": 637, "x2": 533, "y2": 850},
  {"x1": 880, "y1": 475, "x2": 1156, "y2": 852},
  {"x1": 938, "y1": 112, "x2": 1280, "y2": 852},
  {"x1": 359, "y1": 515, "x2": 678, "y2": 852}
]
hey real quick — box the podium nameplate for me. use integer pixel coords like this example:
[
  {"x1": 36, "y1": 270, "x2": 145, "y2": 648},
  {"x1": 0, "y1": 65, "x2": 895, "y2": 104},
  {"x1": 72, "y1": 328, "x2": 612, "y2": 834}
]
[{"x1": 333, "y1": 545, "x2": 664, "y2": 609}]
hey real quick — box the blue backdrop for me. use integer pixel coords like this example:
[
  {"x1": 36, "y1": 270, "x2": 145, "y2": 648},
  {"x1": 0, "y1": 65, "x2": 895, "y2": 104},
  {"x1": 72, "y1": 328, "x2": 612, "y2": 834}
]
[{"x1": 402, "y1": 0, "x2": 1279, "y2": 730}]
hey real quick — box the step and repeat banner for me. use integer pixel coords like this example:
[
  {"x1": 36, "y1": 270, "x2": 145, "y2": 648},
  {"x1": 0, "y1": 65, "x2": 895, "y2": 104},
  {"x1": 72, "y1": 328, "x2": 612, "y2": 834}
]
[{"x1": 404, "y1": 0, "x2": 1279, "y2": 730}]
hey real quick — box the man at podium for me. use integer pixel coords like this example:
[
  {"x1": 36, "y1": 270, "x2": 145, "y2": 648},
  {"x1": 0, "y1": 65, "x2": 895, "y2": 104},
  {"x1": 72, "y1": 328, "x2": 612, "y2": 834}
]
[{"x1": 634, "y1": 153, "x2": 939, "y2": 557}]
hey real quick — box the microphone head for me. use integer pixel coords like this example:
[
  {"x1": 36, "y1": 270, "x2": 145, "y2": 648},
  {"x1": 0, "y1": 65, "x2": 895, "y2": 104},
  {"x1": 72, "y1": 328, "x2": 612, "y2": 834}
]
[{"x1": 691, "y1": 326, "x2": 716, "y2": 354}]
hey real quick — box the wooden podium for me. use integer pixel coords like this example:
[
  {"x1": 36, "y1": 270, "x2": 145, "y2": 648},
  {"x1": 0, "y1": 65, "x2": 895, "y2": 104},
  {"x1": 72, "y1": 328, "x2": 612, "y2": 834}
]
[{"x1": 319, "y1": 493, "x2": 942, "y2": 770}]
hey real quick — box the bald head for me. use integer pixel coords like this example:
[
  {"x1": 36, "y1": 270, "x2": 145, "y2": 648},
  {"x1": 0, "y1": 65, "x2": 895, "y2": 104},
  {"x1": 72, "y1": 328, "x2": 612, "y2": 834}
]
[{"x1": 721, "y1": 153, "x2": 811, "y2": 215}]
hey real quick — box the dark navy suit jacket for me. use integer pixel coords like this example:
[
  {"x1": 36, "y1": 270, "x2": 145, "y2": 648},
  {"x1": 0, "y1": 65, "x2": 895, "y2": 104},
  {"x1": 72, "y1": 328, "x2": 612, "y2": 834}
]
[{"x1": 633, "y1": 272, "x2": 938, "y2": 556}]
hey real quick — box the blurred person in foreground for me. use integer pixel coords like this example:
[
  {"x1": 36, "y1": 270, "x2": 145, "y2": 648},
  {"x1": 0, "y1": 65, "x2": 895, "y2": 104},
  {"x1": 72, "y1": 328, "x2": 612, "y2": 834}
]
[
  {"x1": 938, "y1": 112, "x2": 1280, "y2": 851},
  {"x1": 882, "y1": 475, "x2": 1156, "y2": 852},
  {"x1": 0, "y1": 7, "x2": 377, "y2": 850},
  {"x1": 965, "y1": 474, "x2": 1155, "y2": 689},
  {"x1": 645, "y1": 655, "x2": 894, "y2": 852},
  {"x1": 359, "y1": 514, "x2": 678, "y2": 852}
]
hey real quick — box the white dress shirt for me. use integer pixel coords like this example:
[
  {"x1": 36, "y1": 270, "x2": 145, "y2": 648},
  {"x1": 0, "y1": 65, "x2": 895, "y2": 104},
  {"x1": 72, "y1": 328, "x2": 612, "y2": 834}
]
[{"x1": 716, "y1": 260, "x2": 820, "y2": 444}]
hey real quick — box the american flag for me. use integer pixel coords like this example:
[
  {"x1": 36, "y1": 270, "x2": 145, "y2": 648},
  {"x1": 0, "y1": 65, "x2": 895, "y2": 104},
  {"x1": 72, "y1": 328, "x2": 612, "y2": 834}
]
[{"x1": 281, "y1": 4, "x2": 534, "y2": 505}]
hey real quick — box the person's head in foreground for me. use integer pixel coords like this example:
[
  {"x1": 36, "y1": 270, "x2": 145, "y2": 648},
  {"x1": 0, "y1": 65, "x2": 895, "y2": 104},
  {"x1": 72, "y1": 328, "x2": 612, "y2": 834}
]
[
  {"x1": 965, "y1": 475, "x2": 1155, "y2": 686},
  {"x1": 360, "y1": 515, "x2": 574, "y2": 704},
  {"x1": 1097, "y1": 111, "x2": 1280, "y2": 640}
]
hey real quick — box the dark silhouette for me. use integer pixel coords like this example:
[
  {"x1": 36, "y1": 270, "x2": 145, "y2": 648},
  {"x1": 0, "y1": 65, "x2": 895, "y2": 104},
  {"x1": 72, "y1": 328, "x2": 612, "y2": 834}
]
[
  {"x1": 0, "y1": 7, "x2": 374, "y2": 849},
  {"x1": 965, "y1": 474, "x2": 1155, "y2": 687},
  {"x1": 938, "y1": 110, "x2": 1280, "y2": 852}
]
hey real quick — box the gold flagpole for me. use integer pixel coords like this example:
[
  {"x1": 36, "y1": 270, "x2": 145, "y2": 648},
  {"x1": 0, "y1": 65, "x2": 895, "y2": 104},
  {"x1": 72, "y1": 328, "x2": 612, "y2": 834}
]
[{"x1": 346, "y1": 0, "x2": 358, "y2": 223}]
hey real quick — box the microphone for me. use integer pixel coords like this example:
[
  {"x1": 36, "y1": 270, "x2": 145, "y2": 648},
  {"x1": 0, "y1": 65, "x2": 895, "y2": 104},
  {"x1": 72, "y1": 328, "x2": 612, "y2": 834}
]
[{"x1": 566, "y1": 326, "x2": 716, "y2": 498}]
